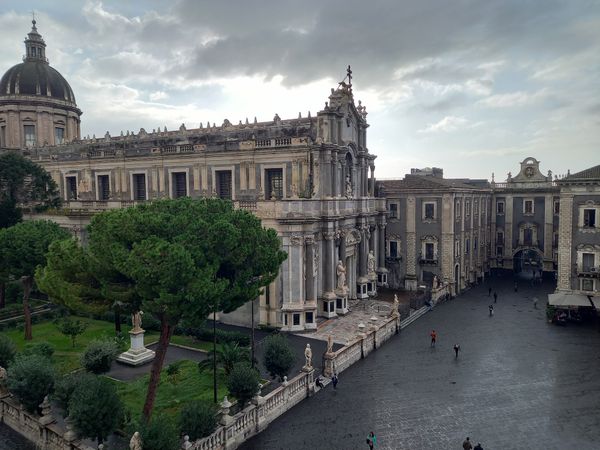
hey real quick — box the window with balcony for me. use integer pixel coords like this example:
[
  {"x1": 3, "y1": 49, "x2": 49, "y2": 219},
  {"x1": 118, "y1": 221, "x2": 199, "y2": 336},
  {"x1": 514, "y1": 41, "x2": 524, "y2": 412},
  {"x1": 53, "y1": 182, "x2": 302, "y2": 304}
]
[
  {"x1": 132, "y1": 173, "x2": 146, "y2": 201},
  {"x1": 216, "y1": 170, "x2": 232, "y2": 200},
  {"x1": 265, "y1": 168, "x2": 283, "y2": 199},
  {"x1": 172, "y1": 172, "x2": 187, "y2": 198},
  {"x1": 55, "y1": 127, "x2": 64, "y2": 145},
  {"x1": 496, "y1": 201, "x2": 505, "y2": 214},
  {"x1": 425, "y1": 243, "x2": 435, "y2": 260},
  {"x1": 24, "y1": 125, "x2": 36, "y2": 147},
  {"x1": 97, "y1": 175, "x2": 110, "y2": 201},
  {"x1": 65, "y1": 176, "x2": 77, "y2": 200},
  {"x1": 583, "y1": 209, "x2": 596, "y2": 228},
  {"x1": 581, "y1": 279, "x2": 594, "y2": 291},
  {"x1": 582, "y1": 253, "x2": 595, "y2": 272},
  {"x1": 423, "y1": 202, "x2": 436, "y2": 220}
]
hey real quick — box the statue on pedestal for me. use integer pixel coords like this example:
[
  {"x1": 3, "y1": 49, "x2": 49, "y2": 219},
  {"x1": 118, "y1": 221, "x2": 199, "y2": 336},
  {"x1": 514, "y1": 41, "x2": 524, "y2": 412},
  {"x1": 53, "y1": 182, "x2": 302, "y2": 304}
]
[
  {"x1": 327, "y1": 334, "x2": 334, "y2": 354},
  {"x1": 336, "y1": 260, "x2": 347, "y2": 291},
  {"x1": 345, "y1": 174, "x2": 353, "y2": 198},
  {"x1": 304, "y1": 344, "x2": 312, "y2": 369},
  {"x1": 129, "y1": 431, "x2": 142, "y2": 450},
  {"x1": 390, "y1": 294, "x2": 399, "y2": 317},
  {"x1": 0, "y1": 366, "x2": 8, "y2": 397},
  {"x1": 367, "y1": 250, "x2": 376, "y2": 274},
  {"x1": 131, "y1": 311, "x2": 144, "y2": 333},
  {"x1": 433, "y1": 275, "x2": 439, "y2": 289}
]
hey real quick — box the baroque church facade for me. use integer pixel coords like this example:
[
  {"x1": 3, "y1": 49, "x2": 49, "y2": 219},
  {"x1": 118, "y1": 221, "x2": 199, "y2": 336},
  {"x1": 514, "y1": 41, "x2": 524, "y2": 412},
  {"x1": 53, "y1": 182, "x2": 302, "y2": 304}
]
[
  {"x1": 0, "y1": 22, "x2": 387, "y2": 331},
  {"x1": 2, "y1": 22, "x2": 599, "y2": 325}
]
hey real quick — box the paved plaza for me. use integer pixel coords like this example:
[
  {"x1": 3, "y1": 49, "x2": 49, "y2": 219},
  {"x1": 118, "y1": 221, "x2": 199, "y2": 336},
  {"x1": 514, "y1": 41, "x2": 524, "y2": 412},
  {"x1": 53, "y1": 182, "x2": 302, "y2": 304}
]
[{"x1": 242, "y1": 276, "x2": 600, "y2": 450}]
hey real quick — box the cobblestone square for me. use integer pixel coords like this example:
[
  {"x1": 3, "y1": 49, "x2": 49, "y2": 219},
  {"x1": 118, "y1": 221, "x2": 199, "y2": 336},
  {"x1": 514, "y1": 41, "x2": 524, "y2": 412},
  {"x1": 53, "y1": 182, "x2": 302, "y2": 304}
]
[{"x1": 243, "y1": 277, "x2": 600, "y2": 450}]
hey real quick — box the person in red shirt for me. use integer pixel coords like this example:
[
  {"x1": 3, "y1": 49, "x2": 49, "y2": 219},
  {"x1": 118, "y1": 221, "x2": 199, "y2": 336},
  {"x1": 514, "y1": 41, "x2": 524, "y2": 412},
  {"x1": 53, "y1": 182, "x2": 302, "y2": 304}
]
[{"x1": 430, "y1": 330, "x2": 437, "y2": 347}]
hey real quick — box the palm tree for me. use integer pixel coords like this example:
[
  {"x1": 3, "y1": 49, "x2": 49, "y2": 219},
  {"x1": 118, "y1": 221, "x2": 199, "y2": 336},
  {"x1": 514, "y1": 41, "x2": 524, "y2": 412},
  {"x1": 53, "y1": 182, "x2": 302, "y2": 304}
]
[{"x1": 198, "y1": 342, "x2": 250, "y2": 376}]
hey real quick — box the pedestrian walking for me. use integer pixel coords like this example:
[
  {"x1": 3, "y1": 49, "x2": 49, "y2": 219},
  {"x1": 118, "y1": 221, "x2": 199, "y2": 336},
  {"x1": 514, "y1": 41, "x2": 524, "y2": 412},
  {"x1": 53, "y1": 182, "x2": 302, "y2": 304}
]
[
  {"x1": 488, "y1": 287, "x2": 491, "y2": 297},
  {"x1": 474, "y1": 443, "x2": 483, "y2": 450},
  {"x1": 430, "y1": 329, "x2": 437, "y2": 347},
  {"x1": 462, "y1": 437, "x2": 473, "y2": 450},
  {"x1": 489, "y1": 305, "x2": 494, "y2": 316},
  {"x1": 332, "y1": 373, "x2": 338, "y2": 390},
  {"x1": 366, "y1": 431, "x2": 376, "y2": 449},
  {"x1": 533, "y1": 296, "x2": 538, "y2": 309},
  {"x1": 454, "y1": 343, "x2": 461, "y2": 358},
  {"x1": 493, "y1": 292, "x2": 497, "y2": 303}
]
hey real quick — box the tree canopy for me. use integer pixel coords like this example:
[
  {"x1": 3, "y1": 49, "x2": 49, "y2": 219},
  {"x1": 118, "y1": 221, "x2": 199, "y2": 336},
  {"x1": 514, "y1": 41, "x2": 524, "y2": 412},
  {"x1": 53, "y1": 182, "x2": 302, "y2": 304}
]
[
  {"x1": 0, "y1": 152, "x2": 60, "y2": 229},
  {"x1": 0, "y1": 220, "x2": 70, "y2": 339},
  {"x1": 38, "y1": 197, "x2": 287, "y2": 420}
]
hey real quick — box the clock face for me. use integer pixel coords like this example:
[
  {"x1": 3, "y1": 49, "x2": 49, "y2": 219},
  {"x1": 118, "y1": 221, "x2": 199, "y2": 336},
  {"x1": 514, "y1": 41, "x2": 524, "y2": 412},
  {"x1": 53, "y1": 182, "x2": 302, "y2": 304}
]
[{"x1": 525, "y1": 167, "x2": 534, "y2": 177}]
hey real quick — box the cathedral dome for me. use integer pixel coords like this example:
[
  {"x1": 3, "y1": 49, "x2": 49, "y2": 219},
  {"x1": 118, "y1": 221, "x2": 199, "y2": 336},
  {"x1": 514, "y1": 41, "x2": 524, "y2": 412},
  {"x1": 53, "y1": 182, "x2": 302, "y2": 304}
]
[{"x1": 0, "y1": 61, "x2": 77, "y2": 104}]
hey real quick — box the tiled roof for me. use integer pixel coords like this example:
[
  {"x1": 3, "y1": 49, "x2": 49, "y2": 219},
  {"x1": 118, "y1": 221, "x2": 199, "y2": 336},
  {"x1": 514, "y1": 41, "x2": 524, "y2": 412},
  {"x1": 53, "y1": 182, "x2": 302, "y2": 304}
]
[
  {"x1": 563, "y1": 165, "x2": 600, "y2": 181},
  {"x1": 380, "y1": 175, "x2": 489, "y2": 192}
]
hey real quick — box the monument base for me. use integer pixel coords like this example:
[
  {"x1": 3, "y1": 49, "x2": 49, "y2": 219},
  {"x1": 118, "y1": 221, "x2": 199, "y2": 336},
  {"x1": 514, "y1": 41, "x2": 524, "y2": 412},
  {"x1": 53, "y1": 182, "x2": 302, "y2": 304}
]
[
  {"x1": 357, "y1": 277, "x2": 369, "y2": 299},
  {"x1": 117, "y1": 330, "x2": 155, "y2": 366}
]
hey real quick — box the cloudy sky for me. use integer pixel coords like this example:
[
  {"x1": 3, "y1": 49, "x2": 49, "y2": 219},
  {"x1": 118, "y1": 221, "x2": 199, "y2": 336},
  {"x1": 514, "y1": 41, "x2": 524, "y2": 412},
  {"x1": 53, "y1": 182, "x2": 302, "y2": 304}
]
[{"x1": 1, "y1": 0, "x2": 599, "y2": 179}]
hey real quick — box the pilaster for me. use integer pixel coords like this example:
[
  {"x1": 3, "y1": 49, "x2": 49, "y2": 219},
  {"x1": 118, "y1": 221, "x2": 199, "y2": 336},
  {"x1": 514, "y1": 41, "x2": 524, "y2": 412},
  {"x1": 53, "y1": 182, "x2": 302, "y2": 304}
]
[
  {"x1": 405, "y1": 196, "x2": 417, "y2": 290},
  {"x1": 557, "y1": 194, "x2": 574, "y2": 291}
]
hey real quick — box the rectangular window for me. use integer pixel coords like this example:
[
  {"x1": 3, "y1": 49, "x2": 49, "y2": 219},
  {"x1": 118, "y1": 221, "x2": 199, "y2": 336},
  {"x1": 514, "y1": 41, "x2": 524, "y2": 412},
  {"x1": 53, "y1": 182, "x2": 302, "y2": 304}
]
[
  {"x1": 425, "y1": 243, "x2": 435, "y2": 260},
  {"x1": 424, "y1": 202, "x2": 435, "y2": 220},
  {"x1": 524, "y1": 200, "x2": 534, "y2": 214},
  {"x1": 54, "y1": 127, "x2": 65, "y2": 145},
  {"x1": 292, "y1": 313, "x2": 300, "y2": 326},
  {"x1": 389, "y1": 241, "x2": 398, "y2": 258},
  {"x1": 389, "y1": 203, "x2": 398, "y2": 219},
  {"x1": 65, "y1": 176, "x2": 77, "y2": 200},
  {"x1": 581, "y1": 279, "x2": 594, "y2": 291},
  {"x1": 455, "y1": 241, "x2": 460, "y2": 255},
  {"x1": 497, "y1": 231, "x2": 504, "y2": 245},
  {"x1": 474, "y1": 200, "x2": 479, "y2": 215},
  {"x1": 284, "y1": 314, "x2": 288, "y2": 326},
  {"x1": 554, "y1": 200, "x2": 560, "y2": 215},
  {"x1": 455, "y1": 200, "x2": 461, "y2": 219},
  {"x1": 497, "y1": 246, "x2": 503, "y2": 257},
  {"x1": 582, "y1": 253, "x2": 595, "y2": 272},
  {"x1": 584, "y1": 209, "x2": 596, "y2": 227},
  {"x1": 132, "y1": 174, "x2": 146, "y2": 201},
  {"x1": 465, "y1": 239, "x2": 470, "y2": 255},
  {"x1": 216, "y1": 170, "x2": 232, "y2": 200},
  {"x1": 524, "y1": 228, "x2": 533, "y2": 246},
  {"x1": 265, "y1": 287, "x2": 270, "y2": 306},
  {"x1": 497, "y1": 201, "x2": 505, "y2": 214},
  {"x1": 0, "y1": 126, "x2": 5, "y2": 147},
  {"x1": 172, "y1": 172, "x2": 187, "y2": 198},
  {"x1": 474, "y1": 238, "x2": 478, "y2": 251},
  {"x1": 465, "y1": 201, "x2": 471, "y2": 216},
  {"x1": 265, "y1": 168, "x2": 283, "y2": 199},
  {"x1": 97, "y1": 175, "x2": 110, "y2": 201},
  {"x1": 24, "y1": 124, "x2": 36, "y2": 147},
  {"x1": 305, "y1": 312, "x2": 313, "y2": 324},
  {"x1": 553, "y1": 233, "x2": 559, "y2": 248}
]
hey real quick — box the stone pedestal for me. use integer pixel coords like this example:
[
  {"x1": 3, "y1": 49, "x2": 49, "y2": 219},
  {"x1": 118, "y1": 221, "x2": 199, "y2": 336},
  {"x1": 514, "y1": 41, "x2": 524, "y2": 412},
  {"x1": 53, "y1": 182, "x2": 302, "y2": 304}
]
[
  {"x1": 404, "y1": 275, "x2": 418, "y2": 291},
  {"x1": 357, "y1": 276, "x2": 369, "y2": 299},
  {"x1": 117, "y1": 329, "x2": 155, "y2": 366},
  {"x1": 335, "y1": 289, "x2": 349, "y2": 315},
  {"x1": 367, "y1": 272, "x2": 377, "y2": 297},
  {"x1": 321, "y1": 292, "x2": 338, "y2": 319}
]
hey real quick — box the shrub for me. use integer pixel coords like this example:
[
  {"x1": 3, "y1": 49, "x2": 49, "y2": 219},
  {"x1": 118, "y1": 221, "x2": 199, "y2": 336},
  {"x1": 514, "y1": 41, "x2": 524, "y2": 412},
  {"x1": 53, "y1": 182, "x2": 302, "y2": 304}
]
[
  {"x1": 7, "y1": 355, "x2": 56, "y2": 413},
  {"x1": 198, "y1": 342, "x2": 250, "y2": 376},
  {"x1": 0, "y1": 334, "x2": 16, "y2": 367},
  {"x1": 81, "y1": 339, "x2": 119, "y2": 374},
  {"x1": 53, "y1": 372, "x2": 95, "y2": 417},
  {"x1": 69, "y1": 376, "x2": 124, "y2": 445},
  {"x1": 263, "y1": 334, "x2": 295, "y2": 381},
  {"x1": 226, "y1": 363, "x2": 260, "y2": 408},
  {"x1": 22, "y1": 342, "x2": 55, "y2": 359},
  {"x1": 179, "y1": 400, "x2": 218, "y2": 440},
  {"x1": 166, "y1": 361, "x2": 183, "y2": 385},
  {"x1": 136, "y1": 414, "x2": 179, "y2": 450},
  {"x1": 177, "y1": 324, "x2": 250, "y2": 347},
  {"x1": 57, "y1": 317, "x2": 88, "y2": 348}
]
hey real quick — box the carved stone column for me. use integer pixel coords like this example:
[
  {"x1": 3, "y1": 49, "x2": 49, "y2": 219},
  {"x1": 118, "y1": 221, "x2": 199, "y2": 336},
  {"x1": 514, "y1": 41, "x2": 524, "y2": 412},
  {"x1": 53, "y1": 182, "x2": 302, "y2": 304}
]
[{"x1": 323, "y1": 232, "x2": 336, "y2": 295}]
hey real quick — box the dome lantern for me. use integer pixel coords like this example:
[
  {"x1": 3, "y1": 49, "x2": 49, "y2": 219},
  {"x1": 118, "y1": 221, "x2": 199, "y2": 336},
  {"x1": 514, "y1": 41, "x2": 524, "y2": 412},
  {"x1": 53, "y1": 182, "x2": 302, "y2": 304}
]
[{"x1": 23, "y1": 19, "x2": 48, "y2": 64}]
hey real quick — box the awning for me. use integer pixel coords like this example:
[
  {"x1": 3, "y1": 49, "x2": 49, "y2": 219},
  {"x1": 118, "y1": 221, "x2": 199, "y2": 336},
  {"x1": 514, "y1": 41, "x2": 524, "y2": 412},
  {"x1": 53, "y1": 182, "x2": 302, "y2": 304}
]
[
  {"x1": 589, "y1": 297, "x2": 600, "y2": 311},
  {"x1": 548, "y1": 292, "x2": 594, "y2": 308}
]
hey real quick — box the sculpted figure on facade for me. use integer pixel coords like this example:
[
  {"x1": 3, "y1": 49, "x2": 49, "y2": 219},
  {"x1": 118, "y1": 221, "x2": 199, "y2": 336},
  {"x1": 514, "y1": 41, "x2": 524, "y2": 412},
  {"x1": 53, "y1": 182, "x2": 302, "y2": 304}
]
[
  {"x1": 367, "y1": 250, "x2": 376, "y2": 274},
  {"x1": 327, "y1": 334, "x2": 334, "y2": 354},
  {"x1": 390, "y1": 294, "x2": 399, "y2": 318},
  {"x1": 336, "y1": 260, "x2": 347, "y2": 290},
  {"x1": 345, "y1": 174, "x2": 353, "y2": 198}
]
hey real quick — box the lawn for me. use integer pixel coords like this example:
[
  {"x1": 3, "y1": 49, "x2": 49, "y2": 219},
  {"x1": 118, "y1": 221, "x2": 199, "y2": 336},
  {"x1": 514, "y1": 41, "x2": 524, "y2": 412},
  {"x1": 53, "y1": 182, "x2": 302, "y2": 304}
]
[
  {"x1": 3, "y1": 316, "x2": 159, "y2": 373},
  {"x1": 110, "y1": 359, "x2": 228, "y2": 422}
]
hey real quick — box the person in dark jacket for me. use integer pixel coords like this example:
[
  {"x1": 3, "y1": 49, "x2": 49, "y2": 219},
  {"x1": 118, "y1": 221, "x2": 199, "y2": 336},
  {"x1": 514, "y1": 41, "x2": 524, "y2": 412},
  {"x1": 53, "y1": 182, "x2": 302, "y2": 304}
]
[{"x1": 474, "y1": 443, "x2": 483, "y2": 450}]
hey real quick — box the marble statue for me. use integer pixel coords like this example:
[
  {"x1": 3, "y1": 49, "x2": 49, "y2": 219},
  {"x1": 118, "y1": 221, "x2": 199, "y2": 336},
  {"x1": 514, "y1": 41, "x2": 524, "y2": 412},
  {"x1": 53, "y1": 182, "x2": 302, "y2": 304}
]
[
  {"x1": 327, "y1": 334, "x2": 334, "y2": 353},
  {"x1": 345, "y1": 174, "x2": 353, "y2": 198},
  {"x1": 304, "y1": 343, "x2": 312, "y2": 368},
  {"x1": 129, "y1": 431, "x2": 142, "y2": 450},
  {"x1": 367, "y1": 250, "x2": 376, "y2": 274},
  {"x1": 390, "y1": 294, "x2": 399, "y2": 317},
  {"x1": 433, "y1": 275, "x2": 439, "y2": 288},
  {"x1": 131, "y1": 311, "x2": 143, "y2": 333},
  {"x1": 336, "y1": 260, "x2": 347, "y2": 290},
  {"x1": 0, "y1": 366, "x2": 7, "y2": 396}
]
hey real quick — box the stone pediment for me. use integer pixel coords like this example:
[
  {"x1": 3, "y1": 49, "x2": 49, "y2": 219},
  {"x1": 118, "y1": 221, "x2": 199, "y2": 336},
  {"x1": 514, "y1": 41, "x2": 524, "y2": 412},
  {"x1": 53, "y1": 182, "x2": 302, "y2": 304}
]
[{"x1": 510, "y1": 157, "x2": 549, "y2": 183}]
